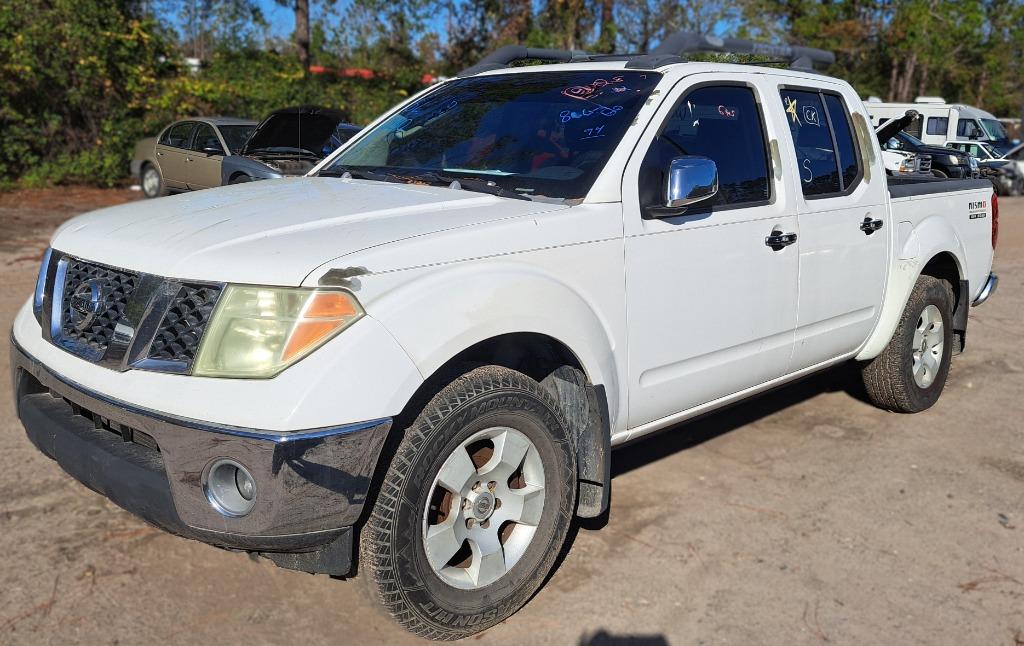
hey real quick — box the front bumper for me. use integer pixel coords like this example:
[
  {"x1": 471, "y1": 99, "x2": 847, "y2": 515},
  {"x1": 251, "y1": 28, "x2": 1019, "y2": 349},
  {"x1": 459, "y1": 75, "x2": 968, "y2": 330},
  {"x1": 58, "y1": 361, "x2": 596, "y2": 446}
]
[{"x1": 11, "y1": 337, "x2": 391, "y2": 575}]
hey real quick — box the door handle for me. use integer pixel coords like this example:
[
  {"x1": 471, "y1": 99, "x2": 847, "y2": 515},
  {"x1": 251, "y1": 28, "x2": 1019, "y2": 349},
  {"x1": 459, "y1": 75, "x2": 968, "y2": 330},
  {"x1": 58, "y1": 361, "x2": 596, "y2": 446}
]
[
  {"x1": 765, "y1": 230, "x2": 798, "y2": 250},
  {"x1": 860, "y1": 216, "x2": 884, "y2": 234},
  {"x1": 185, "y1": 156, "x2": 193, "y2": 162},
  {"x1": 156, "y1": 151, "x2": 164, "y2": 156}
]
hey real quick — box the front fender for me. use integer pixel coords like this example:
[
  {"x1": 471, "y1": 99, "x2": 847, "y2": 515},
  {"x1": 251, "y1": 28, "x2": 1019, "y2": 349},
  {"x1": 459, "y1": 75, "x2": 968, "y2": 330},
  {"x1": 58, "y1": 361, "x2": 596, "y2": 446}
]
[
  {"x1": 361, "y1": 261, "x2": 624, "y2": 432},
  {"x1": 856, "y1": 214, "x2": 967, "y2": 361},
  {"x1": 220, "y1": 156, "x2": 283, "y2": 185}
]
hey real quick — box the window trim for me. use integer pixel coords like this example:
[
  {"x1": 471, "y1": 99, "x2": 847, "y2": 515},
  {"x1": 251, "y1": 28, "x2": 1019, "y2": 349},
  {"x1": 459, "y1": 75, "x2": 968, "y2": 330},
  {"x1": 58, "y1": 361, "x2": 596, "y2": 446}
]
[
  {"x1": 159, "y1": 120, "x2": 197, "y2": 150},
  {"x1": 777, "y1": 85, "x2": 864, "y2": 200},
  {"x1": 189, "y1": 122, "x2": 225, "y2": 154},
  {"x1": 640, "y1": 80, "x2": 774, "y2": 217}
]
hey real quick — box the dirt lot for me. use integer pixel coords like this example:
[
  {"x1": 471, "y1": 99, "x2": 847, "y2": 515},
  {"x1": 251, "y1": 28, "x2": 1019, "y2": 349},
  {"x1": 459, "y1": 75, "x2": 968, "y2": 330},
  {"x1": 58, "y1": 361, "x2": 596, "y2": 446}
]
[{"x1": 1, "y1": 188, "x2": 1021, "y2": 645}]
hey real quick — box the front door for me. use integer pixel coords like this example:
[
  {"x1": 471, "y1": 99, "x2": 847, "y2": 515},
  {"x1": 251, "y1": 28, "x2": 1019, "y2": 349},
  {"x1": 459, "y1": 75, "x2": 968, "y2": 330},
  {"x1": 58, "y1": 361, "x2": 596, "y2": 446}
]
[
  {"x1": 186, "y1": 122, "x2": 225, "y2": 189},
  {"x1": 774, "y1": 86, "x2": 889, "y2": 370},
  {"x1": 154, "y1": 121, "x2": 196, "y2": 190},
  {"x1": 623, "y1": 77, "x2": 800, "y2": 428}
]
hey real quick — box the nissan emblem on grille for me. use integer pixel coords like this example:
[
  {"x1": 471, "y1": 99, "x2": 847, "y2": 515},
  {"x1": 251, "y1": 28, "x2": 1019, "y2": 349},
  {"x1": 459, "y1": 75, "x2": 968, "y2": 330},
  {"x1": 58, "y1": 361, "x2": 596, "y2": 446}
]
[{"x1": 67, "y1": 279, "x2": 108, "y2": 332}]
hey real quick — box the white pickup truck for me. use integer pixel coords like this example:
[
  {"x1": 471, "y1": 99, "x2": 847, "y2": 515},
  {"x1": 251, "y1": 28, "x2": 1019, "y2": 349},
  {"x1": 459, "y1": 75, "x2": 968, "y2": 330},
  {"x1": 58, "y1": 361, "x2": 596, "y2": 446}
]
[{"x1": 12, "y1": 34, "x2": 998, "y2": 640}]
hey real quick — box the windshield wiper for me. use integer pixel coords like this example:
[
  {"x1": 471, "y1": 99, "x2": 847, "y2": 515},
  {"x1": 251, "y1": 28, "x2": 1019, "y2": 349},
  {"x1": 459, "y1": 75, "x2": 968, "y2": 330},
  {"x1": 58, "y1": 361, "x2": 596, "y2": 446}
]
[
  {"x1": 319, "y1": 166, "x2": 409, "y2": 184},
  {"x1": 320, "y1": 167, "x2": 540, "y2": 202},
  {"x1": 412, "y1": 171, "x2": 534, "y2": 202}
]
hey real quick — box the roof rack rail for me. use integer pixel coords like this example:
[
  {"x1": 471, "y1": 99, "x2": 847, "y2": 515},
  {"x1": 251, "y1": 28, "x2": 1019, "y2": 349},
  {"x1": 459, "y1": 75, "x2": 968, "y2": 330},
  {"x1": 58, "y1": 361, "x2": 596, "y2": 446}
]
[
  {"x1": 650, "y1": 31, "x2": 835, "y2": 71},
  {"x1": 458, "y1": 45, "x2": 591, "y2": 77}
]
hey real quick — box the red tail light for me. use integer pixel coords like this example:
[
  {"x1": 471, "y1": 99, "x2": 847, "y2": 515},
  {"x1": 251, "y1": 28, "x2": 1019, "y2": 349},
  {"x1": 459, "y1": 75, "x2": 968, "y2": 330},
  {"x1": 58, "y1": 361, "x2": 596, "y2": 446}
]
[{"x1": 992, "y1": 192, "x2": 999, "y2": 250}]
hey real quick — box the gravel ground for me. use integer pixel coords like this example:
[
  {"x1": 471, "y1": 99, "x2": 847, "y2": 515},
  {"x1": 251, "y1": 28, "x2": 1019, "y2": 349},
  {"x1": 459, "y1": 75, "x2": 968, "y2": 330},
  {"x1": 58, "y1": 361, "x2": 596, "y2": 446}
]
[{"x1": 1, "y1": 189, "x2": 1021, "y2": 645}]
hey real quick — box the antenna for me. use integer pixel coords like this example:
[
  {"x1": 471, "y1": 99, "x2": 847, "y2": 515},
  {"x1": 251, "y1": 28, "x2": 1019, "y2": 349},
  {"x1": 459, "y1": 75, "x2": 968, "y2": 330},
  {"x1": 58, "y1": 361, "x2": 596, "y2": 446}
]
[{"x1": 651, "y1": 31, "x2": 835, "y2": 71}]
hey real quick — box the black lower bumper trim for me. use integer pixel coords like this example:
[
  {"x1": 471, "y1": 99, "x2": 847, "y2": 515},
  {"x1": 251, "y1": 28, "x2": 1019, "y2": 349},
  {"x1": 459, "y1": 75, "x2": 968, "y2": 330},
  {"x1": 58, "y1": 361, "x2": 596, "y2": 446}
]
[{"x1": 21, "y1": 390, "x2": 351, "y2": 552}]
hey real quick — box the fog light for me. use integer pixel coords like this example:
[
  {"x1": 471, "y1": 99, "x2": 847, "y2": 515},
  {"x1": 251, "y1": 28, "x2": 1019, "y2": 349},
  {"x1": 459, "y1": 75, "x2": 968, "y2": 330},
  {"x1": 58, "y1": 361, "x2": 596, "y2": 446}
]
[{"x1": 205, "y1": 459, "x2": 257, "y2": 517}]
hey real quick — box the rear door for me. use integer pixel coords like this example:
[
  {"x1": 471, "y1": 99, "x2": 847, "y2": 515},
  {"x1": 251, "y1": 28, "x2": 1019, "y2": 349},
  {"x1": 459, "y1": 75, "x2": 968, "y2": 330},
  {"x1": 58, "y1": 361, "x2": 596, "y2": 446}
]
[
  {"x1": 154, "y1": 121, "x2": 196, "y2": 190},
  {"x1": 185, "y1": 122, "x2": 226, "y2": 189},
  {"x1": 622, "y1": 75, "x2": 800, "y2": 428},
  {"x1": 775, "y1": 85, "x2": 890, "y2": 370}
]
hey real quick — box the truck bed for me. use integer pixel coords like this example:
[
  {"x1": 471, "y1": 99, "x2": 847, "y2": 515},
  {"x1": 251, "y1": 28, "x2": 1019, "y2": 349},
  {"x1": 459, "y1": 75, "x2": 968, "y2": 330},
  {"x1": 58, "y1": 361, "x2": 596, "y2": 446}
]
[{"x1": 887, "y1": 176, "x2": 993, "y2": 199}]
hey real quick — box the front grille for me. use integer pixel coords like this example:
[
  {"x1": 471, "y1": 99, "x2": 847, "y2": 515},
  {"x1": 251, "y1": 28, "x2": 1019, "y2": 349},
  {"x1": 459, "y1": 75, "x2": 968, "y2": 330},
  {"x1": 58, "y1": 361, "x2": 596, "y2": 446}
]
[
  {"x1": 60, "y1": 259, "x2": 138, "y2": 352},
  {"x1": 42, "y1": 251, "x2": 223, "y2": 374},
  {"x1": 147, "y1": 284, "x2": 221, "y2": 364},
  {"x1": 918, "y1": 155, "x2": 932, "y2": 173}
]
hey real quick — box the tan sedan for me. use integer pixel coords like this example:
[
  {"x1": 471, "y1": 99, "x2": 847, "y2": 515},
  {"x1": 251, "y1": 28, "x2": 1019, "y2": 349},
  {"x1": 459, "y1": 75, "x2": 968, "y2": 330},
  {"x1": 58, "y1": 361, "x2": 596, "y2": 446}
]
[{"x1": 131, "y1": 117, "x2": 256, "y2": 198}]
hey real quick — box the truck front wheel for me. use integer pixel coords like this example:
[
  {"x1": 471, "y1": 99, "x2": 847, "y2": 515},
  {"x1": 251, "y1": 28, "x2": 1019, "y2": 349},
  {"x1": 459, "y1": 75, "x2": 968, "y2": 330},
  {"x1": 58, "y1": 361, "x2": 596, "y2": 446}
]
[
  {"x1": 861, "y1": 276, "x2": 954, "y2": 413},
  {"x1": 360, "y1": 365, "x2": 577, "y2": 640}
]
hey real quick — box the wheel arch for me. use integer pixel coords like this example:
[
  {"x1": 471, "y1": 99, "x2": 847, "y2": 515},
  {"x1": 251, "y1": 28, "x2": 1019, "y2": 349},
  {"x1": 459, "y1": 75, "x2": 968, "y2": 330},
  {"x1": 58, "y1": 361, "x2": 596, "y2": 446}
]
[
  {"x1": 381, "y1": 331, "x2": 612, "y2": 520},
  {"x1": 857, "y1": 218, "x2": 968, "y2": 362},
  {"x1": 363, "y1": 262, "x2": 622, "y2": 520}
]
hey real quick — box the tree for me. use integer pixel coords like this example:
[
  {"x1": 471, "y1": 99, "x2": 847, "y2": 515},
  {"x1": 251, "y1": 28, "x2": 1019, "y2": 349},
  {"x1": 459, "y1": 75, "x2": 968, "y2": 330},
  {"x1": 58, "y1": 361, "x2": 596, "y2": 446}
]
[{"x1": 276, "y1": 0, "x2": 311, "y2": 70}]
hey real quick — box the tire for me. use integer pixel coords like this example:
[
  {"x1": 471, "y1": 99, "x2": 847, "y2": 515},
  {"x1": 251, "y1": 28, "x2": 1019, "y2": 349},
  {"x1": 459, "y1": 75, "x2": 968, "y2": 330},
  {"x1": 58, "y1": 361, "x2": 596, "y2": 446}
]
[
  {"x1": 931, "y1": 169, "x2": 947, "y2": 179},
  {"x1": 861, "y1": 276, "x2": 954, "y2": 413},
  {"x1": 140, "y1": 163, "x2": 166, "y2": 198},
  {"x1": 360, "y1": 365, "x2": 577, "y2": 640},
  {"x1": 230, "y1": 174, "x2": 251, "y2": 184}
]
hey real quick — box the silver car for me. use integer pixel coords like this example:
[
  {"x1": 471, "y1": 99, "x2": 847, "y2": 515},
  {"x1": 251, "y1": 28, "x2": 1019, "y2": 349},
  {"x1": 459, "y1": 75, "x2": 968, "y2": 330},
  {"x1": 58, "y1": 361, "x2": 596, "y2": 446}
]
[{"x1": 131, "y1": 117, "x2": 257, "y2": 198}]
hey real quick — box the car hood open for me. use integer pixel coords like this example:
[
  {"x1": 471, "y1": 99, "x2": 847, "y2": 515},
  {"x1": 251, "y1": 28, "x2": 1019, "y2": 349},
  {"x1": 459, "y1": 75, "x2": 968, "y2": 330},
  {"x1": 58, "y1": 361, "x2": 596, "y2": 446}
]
[
  {"x1": 50, "y1": 178, "x2": 568, "y2": 286},
  {"x1": 240, "y1": 106, "x2": 349, "y2": 158}
]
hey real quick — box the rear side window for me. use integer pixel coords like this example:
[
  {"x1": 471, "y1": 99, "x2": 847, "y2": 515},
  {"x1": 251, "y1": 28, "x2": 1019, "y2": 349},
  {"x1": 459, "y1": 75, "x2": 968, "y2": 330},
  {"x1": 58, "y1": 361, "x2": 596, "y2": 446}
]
[
  {"x1": 639, "y1": 85, "x2": 771, "y2": 212},
  {"x1": 779, "y1": 89, "x2": 861, "y2": 197},
  {"x1": 927, "y1": 117, "x2": 948, "y2": 136},
  {"x1": 823, "y1": 95, "x2": 860, "y2": 189},
  {"x1": 159, "y1": 122, "x2": 195, "y2": 149}
]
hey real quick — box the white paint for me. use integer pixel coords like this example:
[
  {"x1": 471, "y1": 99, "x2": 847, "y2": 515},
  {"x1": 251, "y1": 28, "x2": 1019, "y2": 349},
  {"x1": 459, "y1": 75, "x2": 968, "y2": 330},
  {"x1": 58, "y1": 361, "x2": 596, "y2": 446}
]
[{"x1": 19, "y1": 62, "x2": 996, "y2": 438}]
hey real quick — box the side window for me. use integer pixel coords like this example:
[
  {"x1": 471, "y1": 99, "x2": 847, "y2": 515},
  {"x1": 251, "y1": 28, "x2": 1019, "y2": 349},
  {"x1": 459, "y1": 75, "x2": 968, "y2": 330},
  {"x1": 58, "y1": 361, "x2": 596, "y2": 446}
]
[
  {"x1": 780, "y1": 90, "x2": 840, "y2": 195},
  {"x1": 927, "y1": 117, "x2": 949, "y2": 136},
  {"x1": 779, "y1": 89, "x2": 862, "y2": 197},
  {"x1": 903, "y1": 114, "x2": 923, "y2": 138},
  {"x1": 823, "y1": 94, "x2": 860, "y2": 189},
  {"x1": 957, "y1": 119, "x2": 981, "y2": 138},
  {"x1": 159, "y1": 122, "x2": 195, "y2": 149},
  {"x1": 191, "y1": 123, "x2": 223, "y2": 154},
  {"x1": 639, "y1": 85, "x2": 770, "y2": 212}
]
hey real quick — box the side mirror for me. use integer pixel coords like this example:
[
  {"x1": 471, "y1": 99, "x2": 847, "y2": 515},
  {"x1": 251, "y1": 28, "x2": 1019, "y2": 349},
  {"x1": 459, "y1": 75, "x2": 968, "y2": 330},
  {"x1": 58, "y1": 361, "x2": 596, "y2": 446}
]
[
  {"x1": 664, "y1": 156, "x2": 718, "y2": 209},
  {"x1": 201, "y1": 139, "x2": 224, "y2": 156}
]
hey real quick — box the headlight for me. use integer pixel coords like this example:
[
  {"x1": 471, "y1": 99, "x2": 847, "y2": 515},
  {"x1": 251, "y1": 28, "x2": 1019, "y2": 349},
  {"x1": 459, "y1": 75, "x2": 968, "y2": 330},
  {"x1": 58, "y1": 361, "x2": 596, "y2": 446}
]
[
  {"x1": 946, "y1": 155, "x2": 961, "y2": 166},
  {"x1": 193, "y1": 286, "x2": 363, "y2": 378},
  {"x1": 33, "y1": 247, "x2": 53, "y2": 323}
]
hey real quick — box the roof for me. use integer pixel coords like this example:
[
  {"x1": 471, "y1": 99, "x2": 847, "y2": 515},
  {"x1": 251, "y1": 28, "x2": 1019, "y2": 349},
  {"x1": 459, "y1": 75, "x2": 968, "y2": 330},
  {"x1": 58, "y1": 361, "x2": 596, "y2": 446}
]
[
  {"x1": 193, "y1": 116, "x2": 258, "y2": 126},
  {"x1": 471, "y1": 60, "x2": 850, "y2": 87}
]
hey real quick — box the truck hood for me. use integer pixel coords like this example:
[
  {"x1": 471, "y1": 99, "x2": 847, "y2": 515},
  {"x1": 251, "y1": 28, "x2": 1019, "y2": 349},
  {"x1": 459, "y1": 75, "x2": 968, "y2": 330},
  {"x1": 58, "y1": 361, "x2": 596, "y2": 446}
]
[{"x1": 50, "y1": 178, "x2": 568, "y2": 286}]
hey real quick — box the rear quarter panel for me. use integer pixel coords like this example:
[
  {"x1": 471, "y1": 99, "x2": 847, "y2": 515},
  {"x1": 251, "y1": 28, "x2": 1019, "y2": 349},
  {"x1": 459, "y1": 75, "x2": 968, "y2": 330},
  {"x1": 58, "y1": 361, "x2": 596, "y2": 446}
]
[{"x1": 856, "y1": 183, "x2": 995, "y2": 360}]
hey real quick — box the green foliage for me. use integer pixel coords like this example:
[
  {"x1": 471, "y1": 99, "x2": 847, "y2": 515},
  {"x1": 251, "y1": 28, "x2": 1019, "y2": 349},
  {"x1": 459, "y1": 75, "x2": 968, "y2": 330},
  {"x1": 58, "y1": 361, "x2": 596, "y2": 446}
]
[
  {"x1": 142, "y1": 49, "x2": 418, "y2": 131},
  {"x1": 2, "y1": 0, "x2": 1022, "y2": 188},
  {"x1": 0, "y1": 0, "x2": 174, "y2": 186}
]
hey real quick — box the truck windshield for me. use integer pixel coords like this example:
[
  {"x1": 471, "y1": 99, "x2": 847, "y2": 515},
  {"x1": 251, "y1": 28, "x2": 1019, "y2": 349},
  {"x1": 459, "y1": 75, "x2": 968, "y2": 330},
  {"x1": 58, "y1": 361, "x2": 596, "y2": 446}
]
[
  {"x1": 979, "y1": 118, "x2": 1012, "y2": 153},
  {"x1": 321, "y1": 71, "x2": 661, "y2": 200}
]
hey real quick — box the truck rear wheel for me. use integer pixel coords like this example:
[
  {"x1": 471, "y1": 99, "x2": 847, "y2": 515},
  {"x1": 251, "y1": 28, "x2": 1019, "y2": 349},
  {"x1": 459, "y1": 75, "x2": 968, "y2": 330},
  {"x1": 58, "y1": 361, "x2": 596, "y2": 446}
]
[
  {"x1": 359, "y1": 365, "x2": 576, "y2": 640},
  {"x1": 861, "y1": 276, "x2": 954, "y2": 413}
]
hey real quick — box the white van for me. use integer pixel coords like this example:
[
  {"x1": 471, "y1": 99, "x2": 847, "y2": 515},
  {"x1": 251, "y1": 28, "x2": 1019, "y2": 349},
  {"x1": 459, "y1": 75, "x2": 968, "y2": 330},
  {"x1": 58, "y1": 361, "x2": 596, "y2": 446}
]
[{"x1": 864, "y1": 97, "x2": 1014, "y2": 153}]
